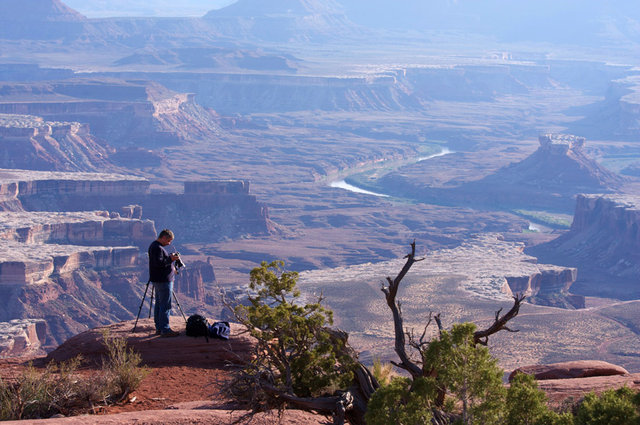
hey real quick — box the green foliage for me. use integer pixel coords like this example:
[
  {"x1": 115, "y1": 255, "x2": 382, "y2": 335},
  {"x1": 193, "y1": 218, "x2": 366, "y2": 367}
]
[
  {"x1": 574, "y1": 387, "x2": 640, "y2": 425},
  {"x1": 506, "y1": 373, "x2": 572, "y2": 425},
  {"x1": 233, "y1": 261, "x2": 356, "y2": 400},
  {"x1": 0, "y1": 334, "x2": 147, "y2": 420},
  {"x1": 424, "y1": 322, "x2": 506, "y2": 424},
  {"x1": 365, "y1": 377, "x2": 436, "y2": 425}
]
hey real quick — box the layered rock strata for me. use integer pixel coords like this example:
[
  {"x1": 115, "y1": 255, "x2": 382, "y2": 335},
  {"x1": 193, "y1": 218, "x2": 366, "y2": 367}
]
[
  {"x1": 0, "y1": 170, "x2": 267, "y2": 350},
  {"x1": 0, "y1": 170, "x2": 270, "y2": 241},
  {"x1": 0, "y1": 81, "x2": 222, "y2": 149},
  {"x1": 0, "y1": 114, "x2": 113, "y2": 172},
  {"x1": 529, "y1": 194, "x2": 640, "y2": 299},
  {"x1": 0, "y1": 241, "x2": 139, "y2": 285},
  {"x1": 0, "y1": 168, "x2": 149, "y2": 211},
  {"x1": 0, "y1": 211, "x2": 155, "y2": 247},
  {"x1": 0, "y1": 319, "x2": 47, "y2": 359}
]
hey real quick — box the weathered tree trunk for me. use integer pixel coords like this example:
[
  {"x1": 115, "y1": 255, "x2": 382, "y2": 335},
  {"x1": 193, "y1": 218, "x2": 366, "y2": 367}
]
[{"x1": 262, "y1": 362, "x2": 377, "y2": 425}]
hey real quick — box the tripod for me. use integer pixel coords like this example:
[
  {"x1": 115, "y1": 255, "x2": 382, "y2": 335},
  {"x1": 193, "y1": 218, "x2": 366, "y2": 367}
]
[{"x1": 132, "y1": 280, "x2": 188, "y2": 333}]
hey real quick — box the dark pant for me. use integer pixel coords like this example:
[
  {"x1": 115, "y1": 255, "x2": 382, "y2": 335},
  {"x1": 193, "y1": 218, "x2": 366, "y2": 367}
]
[{"x1": 152, "y1": 281, "x2": 173, "y2": 333}]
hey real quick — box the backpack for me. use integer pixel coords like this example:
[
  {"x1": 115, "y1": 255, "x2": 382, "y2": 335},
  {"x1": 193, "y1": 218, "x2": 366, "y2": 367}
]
[
  {"x1": 208, "y1": 321, "x2": 230, "y2": 340},
  {"x1": 186, "y1": 314, "x2": 209, "y2": 342}
]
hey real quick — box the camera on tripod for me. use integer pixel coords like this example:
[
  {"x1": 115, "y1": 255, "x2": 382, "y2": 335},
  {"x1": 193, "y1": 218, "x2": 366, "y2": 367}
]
[{"x1": 173, "y1": 252, "x2": 186, "y2": 273}]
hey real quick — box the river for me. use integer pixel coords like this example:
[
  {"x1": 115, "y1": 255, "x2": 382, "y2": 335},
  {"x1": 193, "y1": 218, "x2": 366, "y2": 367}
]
[{"x1": 329, "y1": 147, "x2": 453, "y2": 198}]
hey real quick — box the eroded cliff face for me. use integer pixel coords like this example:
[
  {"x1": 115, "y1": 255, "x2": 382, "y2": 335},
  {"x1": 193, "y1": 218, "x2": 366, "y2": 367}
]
[
  {"x1": 529, "y1": 194, "x2": 640, "y2": 299},
  {"x1": 0, "y1": 115, "x2": 114, "y2": 172},
  {"x1": 0, "y1": 80, "x2": 223, "y2": 151},
  {"x1": 0, "y1": 170, "x2": 268, "y2": 351}
]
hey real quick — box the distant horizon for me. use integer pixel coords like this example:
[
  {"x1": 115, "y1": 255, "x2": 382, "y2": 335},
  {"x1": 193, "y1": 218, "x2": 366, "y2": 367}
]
[{"x1": 62, "y1": 0, "x2": 237, "y2": 18}]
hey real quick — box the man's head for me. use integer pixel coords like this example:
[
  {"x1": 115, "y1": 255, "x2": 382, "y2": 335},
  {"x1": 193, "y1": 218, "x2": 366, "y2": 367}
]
[{"x1": 157, "y1": 229, "x2": 174, "y2": 246}]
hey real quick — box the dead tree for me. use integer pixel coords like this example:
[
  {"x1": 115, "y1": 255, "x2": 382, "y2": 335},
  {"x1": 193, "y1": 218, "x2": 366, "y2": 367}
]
[{"x1": 381, "y1": 241, "x2": 525, "y2": 412}]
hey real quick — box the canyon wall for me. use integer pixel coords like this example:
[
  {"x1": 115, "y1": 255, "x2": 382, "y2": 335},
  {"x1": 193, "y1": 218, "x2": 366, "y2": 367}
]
[
  {"x1": 0, "y1": 115, "x2": 114, "y2": 172},
  {"x1": 529, "y1": 194, "x2": 640, "y2": 299},
  {"x1": 0, "y1": 80, "x2": 222, "y2": 149},
  {"x1": 11, "y1": 177, "x2": 271, "y2": 242},
  {"x1": 0, "y1": 170, "x2": 268, "y2": 350}
]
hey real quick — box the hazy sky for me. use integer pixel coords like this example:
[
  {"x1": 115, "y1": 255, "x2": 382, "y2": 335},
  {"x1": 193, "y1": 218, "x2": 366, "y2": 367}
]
[{"x1": 63, "y1": 0, "x2": 237, "y2": 18}]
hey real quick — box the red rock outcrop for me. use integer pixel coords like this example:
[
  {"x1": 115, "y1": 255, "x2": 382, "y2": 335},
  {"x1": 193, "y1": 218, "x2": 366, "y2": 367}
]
[
  {"x1": 46, "y1": 318, "x2": 253, "y2": 367},
  {"x1": 509, "y1": 360, "x2": 629, "y2": 381},
  {"x1": 6, "y1": 409, "x2": 331, "y2": 425}
]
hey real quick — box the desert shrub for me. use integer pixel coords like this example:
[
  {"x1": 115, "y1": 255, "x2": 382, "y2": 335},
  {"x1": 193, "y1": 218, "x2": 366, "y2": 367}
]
[
  {"x1": 574, "y1": 387, "x2": 640, "y2": 425},
  {"x1": 101, "y1": 330, "x2": 148, "y2": 402},
  {"x1": 365, "y1": 376, "x2": 436, "y2": 425},
  {"x1": 0, "y1": 333, "x2": 147, "y2": 420},
  {"x1": 0, "y1": 357, "x2": 87, "y2": 420},
  {"x1": 0, "y1": 362, "x2": 57, "y2": 420},
  {"x1": 230, "y1": 260, "x2": 356, "y2": 408}
]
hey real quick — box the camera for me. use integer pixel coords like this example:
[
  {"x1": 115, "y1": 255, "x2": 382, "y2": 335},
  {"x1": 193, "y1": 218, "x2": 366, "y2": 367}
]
[{"x1": 173, "y1": 252, "x2": 186, "y2": 272}]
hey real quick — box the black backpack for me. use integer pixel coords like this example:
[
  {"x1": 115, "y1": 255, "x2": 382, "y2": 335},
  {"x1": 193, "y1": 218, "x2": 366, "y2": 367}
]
[{"x1": 186, "y1": 314, "x2": 209, "y2": 342}]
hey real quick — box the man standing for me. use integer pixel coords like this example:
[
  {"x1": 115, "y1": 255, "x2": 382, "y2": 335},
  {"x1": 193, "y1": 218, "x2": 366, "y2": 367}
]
[{"x1": 148, "y1": 229, "x2": 180, "y2": 337}]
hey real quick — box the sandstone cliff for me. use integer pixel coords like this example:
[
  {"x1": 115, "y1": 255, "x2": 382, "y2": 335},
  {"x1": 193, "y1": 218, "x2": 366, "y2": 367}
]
[
  {"x1": 0, "y1": 80, "x2": 223, "y2": 152},
  {"x1": 0, "y1": 114, "x2": 114, "y2": 172},
  {"x1": 529, "y1": 194, "x2": 640, "y2": 299},
  {"x1": 3, "y1": 175, "x2": 272, "y2": 242}
]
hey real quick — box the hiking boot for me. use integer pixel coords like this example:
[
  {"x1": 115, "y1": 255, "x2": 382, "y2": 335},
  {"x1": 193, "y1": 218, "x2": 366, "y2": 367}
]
[{"x1": 161, "y1": 330, "x2": 180, "y2": 338}]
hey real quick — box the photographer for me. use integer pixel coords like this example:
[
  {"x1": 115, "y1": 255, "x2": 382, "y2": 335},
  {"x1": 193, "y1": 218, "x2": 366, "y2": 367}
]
[{"x1": 148, "y1": 229, "x2": 180, "y2": 337}]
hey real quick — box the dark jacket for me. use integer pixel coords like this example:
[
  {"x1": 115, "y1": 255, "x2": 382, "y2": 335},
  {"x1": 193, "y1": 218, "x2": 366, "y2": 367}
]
[{"x1": 148, "y1": 240, "x2": 175, "y2": 283}]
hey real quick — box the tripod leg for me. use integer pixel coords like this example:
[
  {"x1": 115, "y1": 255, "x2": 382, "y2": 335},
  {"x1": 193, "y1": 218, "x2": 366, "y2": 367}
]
[
  {"x1": 132, "y1": 280, "x2": 150, "y2": 332},
  {"x1": 148, "y1": 284, "x2": 155, "y2": 318},
  {"x1": 172, "y1": 290, "x2": 188, "y2": 324}
]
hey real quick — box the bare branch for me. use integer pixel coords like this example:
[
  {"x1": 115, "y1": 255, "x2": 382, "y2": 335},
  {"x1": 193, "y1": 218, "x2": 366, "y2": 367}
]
[
  {"x1": 380, "y1": 241, "x2": 424, "y2": 378},
  {"x1": 473, "y1": 294, "x2": 526, "y2": 346}
]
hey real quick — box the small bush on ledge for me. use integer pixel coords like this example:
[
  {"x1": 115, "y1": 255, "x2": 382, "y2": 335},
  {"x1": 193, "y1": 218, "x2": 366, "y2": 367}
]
[{"x1": 0, "y1": 332, "x2": 147, "y2": 420}]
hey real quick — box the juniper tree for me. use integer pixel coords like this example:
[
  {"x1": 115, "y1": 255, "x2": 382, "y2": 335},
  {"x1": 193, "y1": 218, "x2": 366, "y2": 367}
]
[{"x1": 226, "y1": 260, "x2": 375, "y2": 424}]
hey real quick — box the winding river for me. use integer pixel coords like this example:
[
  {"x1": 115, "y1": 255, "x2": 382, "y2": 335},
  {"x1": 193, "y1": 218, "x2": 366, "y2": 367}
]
[{"x1": 329, "y1": 147, "x2": 453, "y2": 198}]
